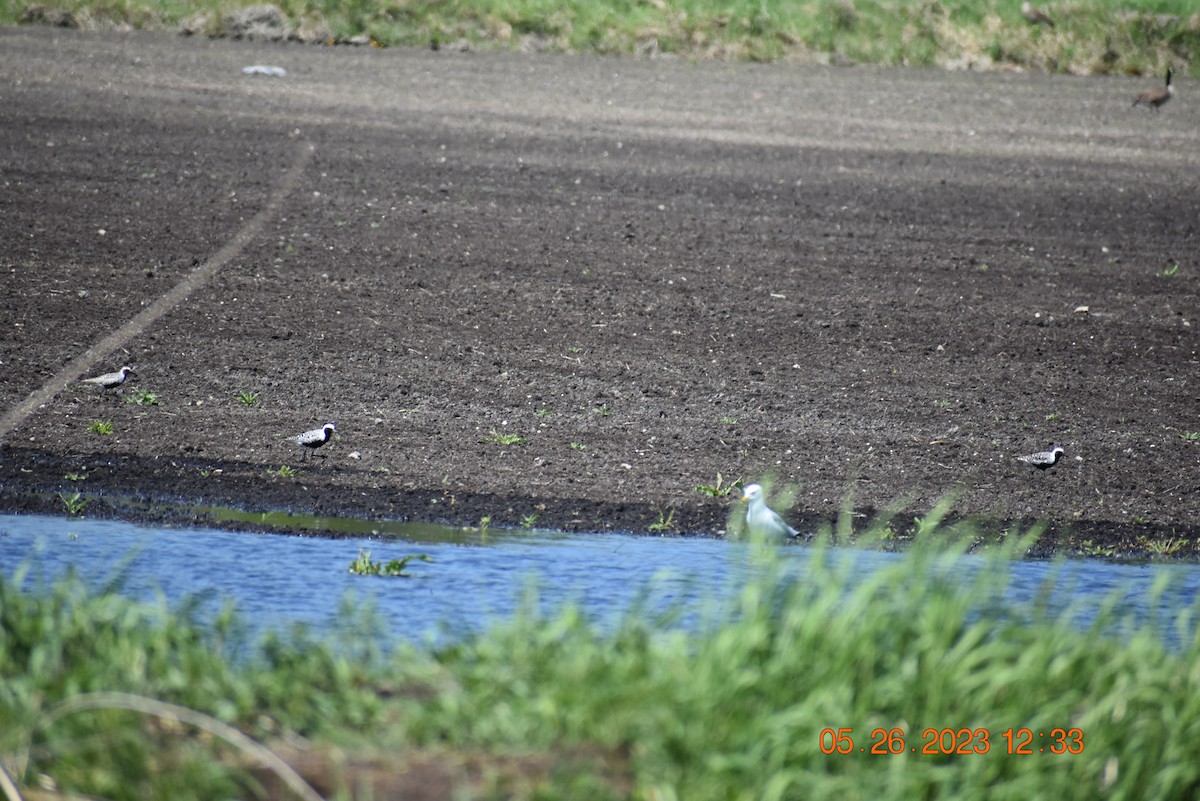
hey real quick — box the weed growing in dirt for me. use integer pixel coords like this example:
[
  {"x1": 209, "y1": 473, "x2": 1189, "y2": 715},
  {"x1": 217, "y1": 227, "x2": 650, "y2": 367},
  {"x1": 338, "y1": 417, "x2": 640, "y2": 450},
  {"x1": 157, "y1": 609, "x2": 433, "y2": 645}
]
[
  {"x1": 592, "y1": 404, "x2": 612, "y2": 417},
  {"x1": 267, "y1": 465, "x2": 297, "y2": 478},
  {"x1": 63, "y1": 471, "x2": 87, "y2": 482},
  {"x1": 348, "y1": 548, "x2": 431, "y2": 577},
  {"x1": 58, "y1": 492, "x2": 87, "y2": 517},
  {"x1": 484, "y1": 430, "x2": 525, "y2": 446},
  {"x1": 648, "y1": 507, "x2": 677, "y2": 532},
  {"x1": 535, "y1": 408, "x2": 553, "y2": 419},
  {"x1": 126, "y1": 387, "x2": 160, "y2": 406},
  {"x1": 1141, "y1": 536, "x2": 1190, "y2": 557},
  {"x1": 479, "y1": 516, "x2": 492, "y2": 538},
  {"x1": 695, "y1": 472, "x2": 742, "y2": 498},
  {"x1": 520, "y1": 513, "x2": 540, "y2": 530},
  {"x1": 86, "y1": 420, "x2": 113, "y2": 436},
  {"x1": 569, "y1": 442, "x2": 588, "y2": 451},
  {"x1": 1180, "y1": 431, "x2": 1199, "y2": 444},
  {"x1": 1159, "y1": 263, "x2": 1181, "y2": 277},
  {"x1": 236, "y1": 390, "x2": 259, "y2": 406},
  {"x1": 720, "y1": 416, "x2": 738, "y2": 425}
]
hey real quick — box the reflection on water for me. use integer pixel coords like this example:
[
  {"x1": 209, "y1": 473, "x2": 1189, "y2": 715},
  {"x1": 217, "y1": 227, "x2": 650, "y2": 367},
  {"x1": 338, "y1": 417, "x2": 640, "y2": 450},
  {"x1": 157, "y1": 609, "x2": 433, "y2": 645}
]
[{"x1": 1, "y1": 514, "x2": 1197, "y2": 645}]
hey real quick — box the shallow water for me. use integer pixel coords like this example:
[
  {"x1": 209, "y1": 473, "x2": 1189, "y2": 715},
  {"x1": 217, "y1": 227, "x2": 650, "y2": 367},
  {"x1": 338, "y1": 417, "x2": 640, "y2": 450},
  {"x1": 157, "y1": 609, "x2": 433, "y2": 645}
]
[{"x1": 1, "y1": 513, "x2": 1198, "y2": 645}]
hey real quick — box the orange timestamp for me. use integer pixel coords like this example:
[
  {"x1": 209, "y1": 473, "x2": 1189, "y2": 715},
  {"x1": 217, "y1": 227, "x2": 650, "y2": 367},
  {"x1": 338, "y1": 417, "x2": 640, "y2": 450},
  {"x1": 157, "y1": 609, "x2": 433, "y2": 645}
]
[{"x1": 818, "y1": 726, "x2": 1085, "y2": 756}]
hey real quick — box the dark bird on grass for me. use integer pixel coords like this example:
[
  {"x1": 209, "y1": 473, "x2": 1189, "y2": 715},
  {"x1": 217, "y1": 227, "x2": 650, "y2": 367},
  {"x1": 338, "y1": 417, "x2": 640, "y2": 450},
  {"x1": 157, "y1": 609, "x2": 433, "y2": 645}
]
[
  {"x1": 81, "y1": 365, "x2": 133, "y2": 389},
  {"x1": 290, "y1": 423, "x2": 336, "y2": 457},
  {"x1": 1021, "y1": 2, "x2": 1055, "y2": 27},
  {"x1": 741, "y1": 483, "x2": 798, "y2": 538},
  {"x1": 1133, "y1": 68, "x2": 1173, "y2": 111},
  {"x1": 1017, "y1": 445, "x2": 1064, "y2": 471}
]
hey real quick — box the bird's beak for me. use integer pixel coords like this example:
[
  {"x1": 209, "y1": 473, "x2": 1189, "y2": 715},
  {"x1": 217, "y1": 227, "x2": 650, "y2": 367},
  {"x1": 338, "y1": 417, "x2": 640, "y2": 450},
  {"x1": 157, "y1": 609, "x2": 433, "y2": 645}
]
[{"x1": 740, "y1": 492, "x2": 750, "y2": 503}]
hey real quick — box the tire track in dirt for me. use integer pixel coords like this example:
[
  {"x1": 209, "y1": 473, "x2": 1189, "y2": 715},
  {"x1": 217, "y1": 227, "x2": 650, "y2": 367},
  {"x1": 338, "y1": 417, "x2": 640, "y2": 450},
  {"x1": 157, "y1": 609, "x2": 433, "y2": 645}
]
[{"x1": 0, "y1": 139, "x2": 315, "y2": 443}]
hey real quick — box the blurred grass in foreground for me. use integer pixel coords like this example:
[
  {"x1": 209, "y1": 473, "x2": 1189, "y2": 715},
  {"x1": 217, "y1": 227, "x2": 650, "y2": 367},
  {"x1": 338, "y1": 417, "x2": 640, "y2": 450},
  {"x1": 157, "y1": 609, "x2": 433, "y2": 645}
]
[
  {"x1": 5, "y1": 0, "x2": 1197, "y2": 76},
  {"x1": 1, "y1": 517, "x2": 1199, "y2": 800}
]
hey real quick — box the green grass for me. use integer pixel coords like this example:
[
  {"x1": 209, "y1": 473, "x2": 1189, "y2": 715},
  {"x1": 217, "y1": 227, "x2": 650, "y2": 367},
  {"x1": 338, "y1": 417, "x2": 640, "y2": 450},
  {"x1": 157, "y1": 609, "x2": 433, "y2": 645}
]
[
  {"x1": 266, "y1": 464, "x2": 297, "y2": 478},
  {"x1": 484, "y1": 429, "x2": 526, "y2": 446},
  {"x1": 3, "y1": 516, "x2": 1200, "y2": 799},
  {"x1": 3, "y1": 0, "x2": 1196, "y2": 75},
  {"x1": 86, "y1": 419, "x2": 113, "y2": 436},
  {"x1": 125, "y1": 387, "x2": 160, "y2": 406},
  {"x1": 235, "y1": 390, "x2": 259, "y2": 407}
]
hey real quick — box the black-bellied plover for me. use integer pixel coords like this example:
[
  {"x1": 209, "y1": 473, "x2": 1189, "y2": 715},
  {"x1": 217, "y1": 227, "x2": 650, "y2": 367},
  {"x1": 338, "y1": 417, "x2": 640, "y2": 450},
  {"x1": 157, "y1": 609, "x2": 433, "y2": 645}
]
[
  {"x1": 1020, "y1": 2, "x2": 1054, "y2": 26},
  {"x1": 290, "y1": 423, "x2": 336, "y2": 457},
  {"x1": 741, "y1": 483, "x2": 798, "y2": 538},
  {"x1": 1017, "y1": 445, "x2": 1064, "y2": 470},
  {"x1": 81, "y1": 366, "x2": 133, "y2": 389},
  {"x1": 1133, "y1": 68, "x2": 1173, "y2": 111}
]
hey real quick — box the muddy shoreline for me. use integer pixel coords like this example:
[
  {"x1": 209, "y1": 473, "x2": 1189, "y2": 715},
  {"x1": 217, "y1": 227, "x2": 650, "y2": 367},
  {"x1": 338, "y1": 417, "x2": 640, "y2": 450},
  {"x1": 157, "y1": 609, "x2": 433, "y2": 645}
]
[{"x1": 1, "y1": 28, "x2": 1197, "y2": 557}]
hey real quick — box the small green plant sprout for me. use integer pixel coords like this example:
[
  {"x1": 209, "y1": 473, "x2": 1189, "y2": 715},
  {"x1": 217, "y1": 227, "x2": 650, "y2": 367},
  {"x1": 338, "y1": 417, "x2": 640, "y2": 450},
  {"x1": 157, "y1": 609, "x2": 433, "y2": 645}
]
[
  {"x1": 348, "y1": 548, "x2": 432, "y2": 577},
  {"x1": 267, "y1": 465, "x2": 297, "y2": 478},
  {"x1": 570, "y1": 442, "x2": 588, "y2": 451},
  {"x1": 237, "y1": 390, "x2": 259, "y2": 406},
  {"x1": 695, "y1": 472, "x2": 743, "y2": 498},
  {"x1": 568, "y1": 346, "x2": 583, "y2": 354},
  {"x1": 648, "y1": 507, "x2": 677, "y2": 533},
  {"x1": 535, "y1": 408, "x2": 553, "y2": 419},
  {"x1": 520, "y1": 513, "x2": 540, "y2": 530},
  {"x1": 1078, "y1": 539, "x2": 1116, "y2": 558},
  {"x1": 63, "y1": 470, "x2": 87, "y2": 482},
  {"x1": 87, "y1": 420, "x2": 113, "y2": 436},
  {"x1": 484, "y1": 430, "x2": 526, "y2": 446},
  {"x1": 126, "y1": 387, "x2": 160, "y2": 406},
  {"x1": 1179, "y1": 431, "x2": 1199, "y2": 444},
  {"x1": 59, "y1": 492, "x2": 87, "y2": 517},
  {"x1": 1158, "y1": 263, "x2": 1180, "y2": 277},
  {"x1": 593, "y1": 403, "x2": 612, "y2": 417},
  {"x1": 479, "y1": 515, "x2": 492, "y2": 537},
  {"x1": 1045, "y1": 411, "x2": 1061, "y2": 421},
  {"x1": 1143, "y1": 537, "x2": 1188, "y2": 557},
  {"x1": 720, "y1": 416, "x2": 738, "y2": 425}
]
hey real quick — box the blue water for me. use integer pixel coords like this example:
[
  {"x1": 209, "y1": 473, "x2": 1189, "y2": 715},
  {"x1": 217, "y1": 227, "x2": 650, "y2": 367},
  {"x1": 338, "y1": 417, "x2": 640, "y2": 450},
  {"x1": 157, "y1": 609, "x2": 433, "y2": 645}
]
[{"x1": 1, "y1": 514, "x2": 1198, "y2": 646}]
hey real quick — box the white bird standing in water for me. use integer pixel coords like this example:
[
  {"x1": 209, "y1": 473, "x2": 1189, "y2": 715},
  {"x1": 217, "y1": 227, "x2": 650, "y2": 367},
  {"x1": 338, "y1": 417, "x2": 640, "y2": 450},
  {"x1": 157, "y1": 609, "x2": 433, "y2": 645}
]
[
  {"x1": 741, "y1": 483, "x2": 798, "y2": 538},
  {"x1": 81, "y1": 366, "x2": 133, "y2": 389},
  {"x1": 1017, "y1": 445, "x2": 1064, "y2": 470},
  {"x1": 290, "y1": 423, "x2": 336, "y2": 457}
]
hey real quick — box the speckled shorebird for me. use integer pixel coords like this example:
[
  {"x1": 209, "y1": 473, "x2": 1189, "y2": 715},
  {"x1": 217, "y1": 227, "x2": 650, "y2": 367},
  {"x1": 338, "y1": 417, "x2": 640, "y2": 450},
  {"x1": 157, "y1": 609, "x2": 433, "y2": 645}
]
[
  {"x1": 741, "y1": 483, "x2": 798, "y2": 538},
  {"x1": 1133, "y1": 68, "x2": 1173, "y2": 111},
  {"x1": 1021, "y1": 2, "x2": 1054, "y2": 26},
  {"x1": 1017, "y1": 445, "x2": 1064, "y2": 471},
  {"x1": 81, "y1": 366, "x2": 133, "y2": 389},
  {"x1": 290, "y1": 423, "x2": 336, "y2": 457}
]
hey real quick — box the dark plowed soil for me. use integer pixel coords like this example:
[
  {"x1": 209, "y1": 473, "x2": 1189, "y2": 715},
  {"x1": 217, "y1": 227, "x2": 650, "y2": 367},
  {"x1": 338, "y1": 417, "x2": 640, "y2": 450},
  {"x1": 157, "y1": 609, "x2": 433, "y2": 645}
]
[{"x1": 1, "y1": 27, "x2": 1198, "y2": 557}]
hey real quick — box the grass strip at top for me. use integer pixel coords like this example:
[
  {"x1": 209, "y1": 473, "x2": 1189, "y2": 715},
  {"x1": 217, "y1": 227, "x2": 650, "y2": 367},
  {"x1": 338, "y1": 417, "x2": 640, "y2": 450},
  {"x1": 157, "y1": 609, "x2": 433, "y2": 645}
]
[
  {"x1": 6, "y1": 0, "x2": 1197, "y2": 76},
  {"x1": 1, "y1": 523, "x2": 1199, "y2": 800}
]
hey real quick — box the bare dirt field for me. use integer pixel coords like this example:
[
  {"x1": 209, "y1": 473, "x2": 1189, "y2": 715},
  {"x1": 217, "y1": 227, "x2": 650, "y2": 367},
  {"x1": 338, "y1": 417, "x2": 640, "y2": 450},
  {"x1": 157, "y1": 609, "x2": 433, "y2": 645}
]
[{"x1": 1, "y1": 26, "x2": 1197, "y2": 555}]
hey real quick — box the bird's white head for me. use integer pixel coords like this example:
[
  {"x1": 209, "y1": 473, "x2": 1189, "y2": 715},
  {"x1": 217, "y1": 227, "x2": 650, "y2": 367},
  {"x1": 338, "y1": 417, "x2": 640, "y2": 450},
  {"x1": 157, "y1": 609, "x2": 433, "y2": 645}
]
[
  {"x1": 324, "y1": 423, "x2": 336, "y2": 434},
  {"x1": 741, "y1": 483, "x2": 764, "y2": 503}
]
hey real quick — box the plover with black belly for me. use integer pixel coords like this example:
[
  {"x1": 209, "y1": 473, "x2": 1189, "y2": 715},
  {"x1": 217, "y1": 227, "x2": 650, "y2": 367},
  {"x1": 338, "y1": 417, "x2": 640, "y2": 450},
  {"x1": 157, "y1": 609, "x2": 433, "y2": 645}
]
[
  {"x1": 290, "y1": 423, "x2": 336, "y2": 458},
  {"x1": 81, "y1": 366, "x2": 133, "y2": 389},
  {"x1": 741, "y1": 483, "x2": 799, "y2": 538},
  {"x1": 1017, "y1": 445, "x2": 1064, "y2": 470}
]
